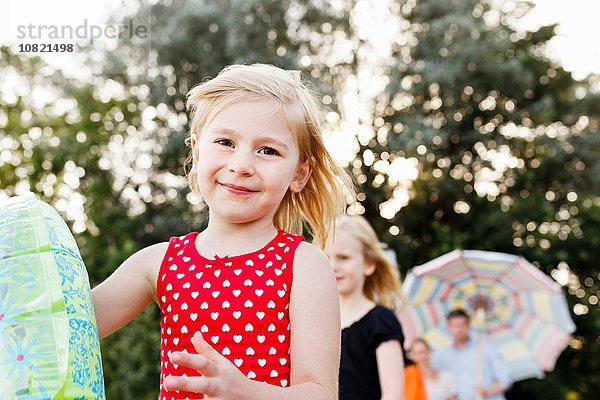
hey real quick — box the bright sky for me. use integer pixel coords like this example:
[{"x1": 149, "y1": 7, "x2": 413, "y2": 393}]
[
  {"x1": 1, "y1": 0, "x2": 144, "y2": 80},
  {"x1": 517, "y1": 0, "x2": 600, "y2": 79},
  {"x1": 1, "y1": 1, "x2": 117, "y2": 45}
]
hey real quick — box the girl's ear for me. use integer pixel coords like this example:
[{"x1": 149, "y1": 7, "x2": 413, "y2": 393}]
[
  {"x1": 289, "y1": 160, "x2": 312, "y2": 193},
  {"x1": 364, "y1": 261, "x2": 376, "y2": 277},
  {"x1": 191, "y1": 132, "x2": 199, "y2": 166}
]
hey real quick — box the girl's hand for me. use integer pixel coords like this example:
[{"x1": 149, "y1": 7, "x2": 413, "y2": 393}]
[{"x1": 164, "y1": 332, "x2": 250, "y2": 399}]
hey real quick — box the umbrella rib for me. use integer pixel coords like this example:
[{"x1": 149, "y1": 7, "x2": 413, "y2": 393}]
[
  {"x1": 509, "y1": 302, "x2": 575, "y2": 332},
  {"x1": 493, "y1": 259, "x2": 531, "y2": 296},
  {"x1": 462, "y1": 255, "x2": 483, "y2": 310}
]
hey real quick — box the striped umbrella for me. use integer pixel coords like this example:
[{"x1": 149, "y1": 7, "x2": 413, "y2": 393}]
[{"x1": 397, "y1": 249, "x2": 576, "y2": 381}]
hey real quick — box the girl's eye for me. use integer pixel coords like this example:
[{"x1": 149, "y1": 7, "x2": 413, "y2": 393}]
[
  {"x1": 216, "y1": 138, "x2": 234, "y2": 147},
  {"x1": 259, "y1": 146, "x2": 280, "y2": 156}
]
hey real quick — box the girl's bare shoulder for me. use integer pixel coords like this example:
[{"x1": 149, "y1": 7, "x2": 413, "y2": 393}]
[
  {"x1": 294, "y1": 241, "x2": 330, "y2": 266},
  {"x1": 120, "y1": 241, "x2": 171, "y2": 296},
  {"x1": 292, "y1": 241, "x2": 335, "y2": 283}
]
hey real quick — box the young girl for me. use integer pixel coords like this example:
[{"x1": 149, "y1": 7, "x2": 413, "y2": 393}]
[
  {"x1": 325, "y1": 215, "x2": 405, "y2": 400},
  {"x1": 91, "y1": 64, "x2": 353, "y2": 399},
  {"x1": 406, "y1": 338, "x2": 457, "y2": 400}
]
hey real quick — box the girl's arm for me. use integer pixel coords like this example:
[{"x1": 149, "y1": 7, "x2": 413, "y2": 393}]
[
  {"x1": 284, "y1": 241, "x2": 341, "y2": 399},
  {"x1": 91, "y1": 242, "x2": 168, "y2": 339},
  {"x1": 376, "y1": 340, "x2": 405, "y2": 400},
  {"x1": 165, "y1": 242, "x2": 341, "y2": 400}
]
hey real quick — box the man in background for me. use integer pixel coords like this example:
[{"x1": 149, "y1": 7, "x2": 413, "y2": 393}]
[{"x1": 431, "y1": 309, "x2": 512, "y2": 400}]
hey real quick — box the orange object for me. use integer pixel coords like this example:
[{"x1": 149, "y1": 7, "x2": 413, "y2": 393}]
[{"x1": 404, "y1": 364, "x2": 427, "y2": 400}]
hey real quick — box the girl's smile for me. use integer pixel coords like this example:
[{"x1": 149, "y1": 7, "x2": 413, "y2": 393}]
[{"x1": 219, "y1": 182, "x2": 259, "y2": 195}]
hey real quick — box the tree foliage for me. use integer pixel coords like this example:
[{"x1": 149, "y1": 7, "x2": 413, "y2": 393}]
[{"x1": 354, "y1": 0, "x2": 599, "y2": 397}]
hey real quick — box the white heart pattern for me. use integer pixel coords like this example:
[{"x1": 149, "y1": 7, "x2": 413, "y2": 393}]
[{"x1": 159, "y1": 231, "x2": 301, "y2": 393}]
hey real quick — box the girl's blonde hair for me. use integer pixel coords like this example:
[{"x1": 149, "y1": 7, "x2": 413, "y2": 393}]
[
  {"x1": 408, "y1": 337, "x2": 430, "y2": 352},
  {"x1": 185, "y1": 64, "x2": 353, "y2": 248},
  {"x1": 336, "y1": 215, "x2": 404, "y2": 308}
]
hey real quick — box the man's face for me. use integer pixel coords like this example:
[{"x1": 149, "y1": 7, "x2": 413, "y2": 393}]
[{"x1": 448, "y1": 315, "x2": 470, "y2": 343}]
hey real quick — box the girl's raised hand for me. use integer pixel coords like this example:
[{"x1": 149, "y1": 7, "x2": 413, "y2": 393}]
[{"x1": 164, "y1": 332, "x2": 251, "y2": 399}]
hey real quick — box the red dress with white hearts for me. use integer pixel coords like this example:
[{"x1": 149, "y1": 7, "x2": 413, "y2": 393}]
[{"x1": 156, "y1": 229, "x2": 303, "y2": 400}]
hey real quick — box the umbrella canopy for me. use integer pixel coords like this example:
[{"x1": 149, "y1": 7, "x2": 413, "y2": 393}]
[{"x1": 397, "y1": 249, "x2": 576, "y2": 381}]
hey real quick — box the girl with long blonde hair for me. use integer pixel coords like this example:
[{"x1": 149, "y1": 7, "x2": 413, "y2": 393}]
[{"x1": 325, "y1": 215, "x2": 405, "y2": 400}]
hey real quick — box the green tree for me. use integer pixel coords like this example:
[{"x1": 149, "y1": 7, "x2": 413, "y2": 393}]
[{"x1": 353, "y1": 0, "x2": 599, "y2": 398}]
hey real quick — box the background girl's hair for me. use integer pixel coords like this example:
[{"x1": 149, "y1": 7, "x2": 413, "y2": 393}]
[
  {"x1": 185, "y1": 63, "x2": 354, "y2": 248},
  {"x1": 336, "y1": 215, "x2": 404, "y2": 308},
  {"x1": 408, "y1": 337, "x2": 430, "y2": 351}
]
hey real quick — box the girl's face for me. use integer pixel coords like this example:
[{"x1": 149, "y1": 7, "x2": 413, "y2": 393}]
[
  {"x1": 325, "y1": 230, "x2": 375, "y2": 298},
  {"x1": 409, "y1": 341, "x2": 431, "y2": 366},
  {"x1": 193, "y1": 100, "x2": 310, "y2": 227}
]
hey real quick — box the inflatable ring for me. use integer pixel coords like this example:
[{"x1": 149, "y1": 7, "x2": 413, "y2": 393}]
[{"x1": 0, "y1": 192, "x2": 105, "y2": 399}]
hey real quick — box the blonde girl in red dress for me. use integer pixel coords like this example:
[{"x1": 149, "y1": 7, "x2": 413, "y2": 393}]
[{"x1": 92, "y1": 64, "x2": 353, "y2": 399}]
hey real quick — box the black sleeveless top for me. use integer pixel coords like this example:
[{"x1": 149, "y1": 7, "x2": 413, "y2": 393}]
[{"x1": 339, "y1": 305, "x2": 404, "y2": 400}]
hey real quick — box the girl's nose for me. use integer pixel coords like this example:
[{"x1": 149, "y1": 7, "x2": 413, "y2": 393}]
[
  {"x1": 330, "y1": 260, "x2": 340, "y2": 272},
  {"x1": 228, "y1": 150, "x2": 255, "y2": 176}
]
